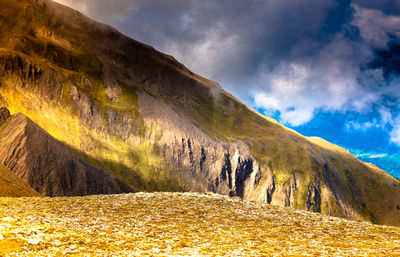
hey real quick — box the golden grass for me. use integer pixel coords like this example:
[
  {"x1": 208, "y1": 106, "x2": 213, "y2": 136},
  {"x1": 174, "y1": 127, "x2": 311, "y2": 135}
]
[{"x1": 308, "y1": 136, "x2": 353, "y2": 156}]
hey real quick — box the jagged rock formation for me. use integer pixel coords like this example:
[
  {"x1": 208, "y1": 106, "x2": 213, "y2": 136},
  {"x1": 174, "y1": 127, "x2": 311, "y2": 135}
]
[
  {"x1": 0, "y1": 109, "x2": 131, "y2": 196},
  {"x1": 0, "y1": 0, "x2": 399, "y2": 225}
]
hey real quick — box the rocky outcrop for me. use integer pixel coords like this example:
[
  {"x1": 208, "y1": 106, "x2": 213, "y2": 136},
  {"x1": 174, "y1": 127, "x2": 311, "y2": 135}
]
[
  {"x1": 0, "y1": 110, "x2": 131, "y2": 196},
  {"x1": 306, "y1": 181, "x2": 321, "y2": 213},
  {"x1": 284, "y1": 174, "x2": 298, "y2": 208},
  {"x1": 265, "y1": 176, "x2": 275, "y2": 204}
]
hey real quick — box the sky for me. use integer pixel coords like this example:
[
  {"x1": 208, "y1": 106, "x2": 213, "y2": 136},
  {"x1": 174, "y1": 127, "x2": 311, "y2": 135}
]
[{"x1": 54, "y1": 0, "x2": 400, "y2": 178}]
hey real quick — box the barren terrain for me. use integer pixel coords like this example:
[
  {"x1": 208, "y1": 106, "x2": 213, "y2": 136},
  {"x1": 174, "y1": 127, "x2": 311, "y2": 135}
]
[{"x1": 0, "y1": 192, "x2": 399, "y2": 256}]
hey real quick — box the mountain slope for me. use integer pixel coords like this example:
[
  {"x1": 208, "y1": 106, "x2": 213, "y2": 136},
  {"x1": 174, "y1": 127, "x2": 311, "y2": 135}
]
[
  {"x1": 0, "y1": 164, "x2": 40, "y2": 197},
  {"x1": 0, "y1": 0, "x2": 399, "y2": 224},
  {"x1": 1, "y1": 192, "x2": 400, "y2": 256},
  {"x1": 0, "y1": 107, "x2": 131, "y2": 196}
]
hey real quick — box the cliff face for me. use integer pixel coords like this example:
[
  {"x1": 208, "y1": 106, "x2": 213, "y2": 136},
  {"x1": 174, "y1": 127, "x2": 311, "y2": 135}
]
[{"x1": 0, "y1": 0, "x2": 399, "y2": 224}]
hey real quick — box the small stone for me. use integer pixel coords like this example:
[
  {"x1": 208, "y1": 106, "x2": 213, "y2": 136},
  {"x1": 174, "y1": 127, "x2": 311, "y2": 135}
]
[
  {"x1": 27, "y1": 238, "x2": 42, "y2": 245},
  {"x1": 152, "y1": 248, "x2": 160, "y2": 253},
  {"x1": 0, "y1": 234, "x2": 4, "y2": 240}
]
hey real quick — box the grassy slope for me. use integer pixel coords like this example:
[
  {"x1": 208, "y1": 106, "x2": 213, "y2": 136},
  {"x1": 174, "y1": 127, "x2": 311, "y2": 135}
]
[
  {"x1": 0, "y1": 0, "x2": 398, "y2": 224},
  {"x1": 0, "y1": 165, "x2": 40, "y2": 197},
  {"x1": 0, "y1": 192, "x2": 399, "y2": 256}
]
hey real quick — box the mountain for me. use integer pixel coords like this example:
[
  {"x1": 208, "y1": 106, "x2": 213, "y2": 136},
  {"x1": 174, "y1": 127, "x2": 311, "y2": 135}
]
[{"x1": 0, "y1": 0, "x2": 399, "y2": 225}]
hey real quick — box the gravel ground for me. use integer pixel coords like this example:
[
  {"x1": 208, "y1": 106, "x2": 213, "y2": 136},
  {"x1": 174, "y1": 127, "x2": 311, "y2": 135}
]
[{"x1": 0, "y1": 192, "x2": 399, "y2": 256}]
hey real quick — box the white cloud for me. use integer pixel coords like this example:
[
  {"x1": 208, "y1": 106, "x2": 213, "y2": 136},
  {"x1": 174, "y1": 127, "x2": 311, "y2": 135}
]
[
  {"x1": 379, "y1": 107, "x2": 393, "y2": 125},
  {"x1": 252, "y1": 32, "x2": 381, "y2": 126},
  {"x1": 345, "y1": 120, "x2": 380, "y2": 131},
  {"x1": 354, "y1": 152, "x2": 388, "y2": 158},
  {"x1": 253, "y1": 63, "x2": 316, "y2": 126},
  {"x1": 390, "y1": 117, "x2": 400, "y2": 145},
  {"x1": 251, "y1": 4, "x2": 400, "y2": 127}
]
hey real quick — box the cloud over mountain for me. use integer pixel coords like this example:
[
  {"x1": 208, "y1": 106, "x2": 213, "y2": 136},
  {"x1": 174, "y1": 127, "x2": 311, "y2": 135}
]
[{"x1": 54, "y1": 0, "x2": 400, "y2": 146}]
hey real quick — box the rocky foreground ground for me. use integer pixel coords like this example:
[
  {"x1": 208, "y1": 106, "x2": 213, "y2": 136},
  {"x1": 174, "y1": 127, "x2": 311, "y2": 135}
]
[{"x1": 0, "y1": 192, "x2": 399, "y2": 256}]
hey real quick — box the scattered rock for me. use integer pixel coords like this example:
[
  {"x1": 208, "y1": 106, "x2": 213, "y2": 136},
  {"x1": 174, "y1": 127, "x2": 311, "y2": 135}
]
[{"x1": 0, "y1": 192, "x2": 398, "y2": 256}]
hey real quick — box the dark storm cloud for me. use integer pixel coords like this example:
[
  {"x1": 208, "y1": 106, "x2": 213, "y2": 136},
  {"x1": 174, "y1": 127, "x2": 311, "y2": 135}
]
[
  {"x1": 54, "y1": 0, "x2": 354, "y2": 84},
  {"x1": 54, "y1": 0, "x2": 400, "y2": 143},
  {"x1": 114, "y1": 0, "x2": 353, "y2": 81},
  {"x1": 352, "y1": 0, "x2": 400, "y2": 15},
  {"x1": 370, "y1": 40, "x2": 400, "y2": 78}
]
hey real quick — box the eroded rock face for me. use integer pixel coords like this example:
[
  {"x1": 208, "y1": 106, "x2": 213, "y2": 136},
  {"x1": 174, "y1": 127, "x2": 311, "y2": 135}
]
[
  {"x1": 306, "y1": 181, "x2": 321, "y2": 213},
  {"x1": 265, "y1": 176, "x2": 276, "y2": 204},
  {"x1": 69, "y1": 83, "x2": 141, "y2": 143},
  {"x1": 0, "y1": 54, "x2": 63, "y2": 100},
  {"x1": 0, "y1": 112, "x2": 130, "y2": 196},
  {"x1": 136, "y1": 91, "x2": 301, "y2": 206},
  {"x1": 284, "y1": 174, "x2": 298, "y2": 208}
]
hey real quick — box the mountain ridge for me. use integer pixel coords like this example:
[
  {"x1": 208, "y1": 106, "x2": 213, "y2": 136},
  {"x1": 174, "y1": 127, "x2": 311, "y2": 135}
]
[{"x1": 0, "y1": 0, "x2": 399, "y2": 225}]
